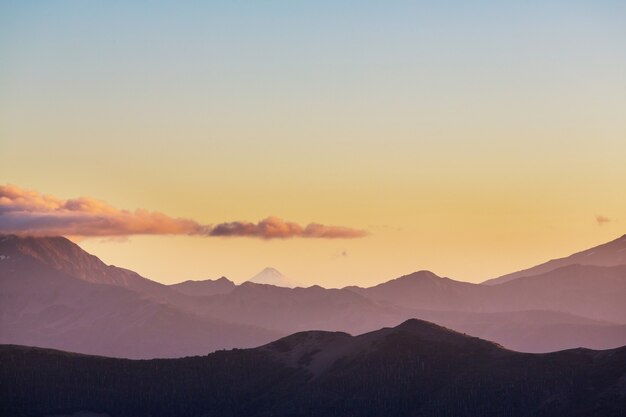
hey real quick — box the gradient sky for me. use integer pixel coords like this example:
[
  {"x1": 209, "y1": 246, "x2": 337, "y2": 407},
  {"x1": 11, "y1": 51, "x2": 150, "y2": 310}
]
[{"x1": 1, "y1": 1, "x2": 625, "y2": 287}]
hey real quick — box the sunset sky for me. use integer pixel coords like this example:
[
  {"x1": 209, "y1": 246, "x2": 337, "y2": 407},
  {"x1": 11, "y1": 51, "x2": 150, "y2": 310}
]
[{"x1": 1, "y1": 1, "x2": 625, "y2": 287}]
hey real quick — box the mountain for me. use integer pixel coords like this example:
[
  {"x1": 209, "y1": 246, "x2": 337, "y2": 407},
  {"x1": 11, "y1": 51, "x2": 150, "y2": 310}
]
[
  {"x1": 169, "y1": 277, "x2": 236, "y2": 296},
  {"x1": 409, "y1": 309, "x2": 626, "y2": 352},
  {"x1": 196, "y1": 281, "x2": 407, "y2": 334},
  {"x1": 2, "y1": 320, "x2": 625, "y2": 417},
  {"x1": 346, "y1": 270, "x2": 483, "y2": 311},
  {"x1": 191, "y1": 270, "x2": 626, "y2": 350},
  {"x1": 483, "y1": 233, "x2": 626, "y2": 285},
  {"x1": 347, "y1": 265, "x2": 626, "y2": 324},
  {"x1": 245, "y1": 266, "x2": 300, "y2": 288},
  {"x1": 346, "y1": 268, "x2": 626, "y2": 351},
  {"x1": 0, "y1": 235, "x2": 279, "y2": 358},
  {"x1": 0, "y1": 235, "x2": 183, "y2": 304},
  {"x1": 3, "y1": 234, "x2": 626, "y2": 357},
  {"x1": 485, "y1": 264, "x2": 626, "y2": 323}
]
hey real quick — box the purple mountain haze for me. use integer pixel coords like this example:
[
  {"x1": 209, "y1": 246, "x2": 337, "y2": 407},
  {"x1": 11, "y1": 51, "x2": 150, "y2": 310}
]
[{"x1": 1, "y1": 233, "x2": 625, "y2": 358}]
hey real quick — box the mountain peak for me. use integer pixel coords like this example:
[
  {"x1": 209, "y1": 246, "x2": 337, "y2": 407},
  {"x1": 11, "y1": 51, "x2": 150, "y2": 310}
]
[
  {"x1": 261, "y1": 318, "x2": 505, "y2": 376},
  {"x1": 0, "y1": 234, "x2": 171, "y2": 297},
  {"x1": 393, "y1": 318, "x2": 463, "y2": 337},
  {"x1": 390, "y1": 318, "x2": 504, "y2": 351},
  {"x1": 402, "y1": 270, "x2": 441, "y2": 279},
  {"x1": 246, "y1": 267, "x2": 300, "y2": 288},
  {"x1": 372, "y1": 270, "x2": 445, "y2": 288},
  {"x1": 394, "y1": 318, "x2": 466, "y2": 337},
  {"x1": 0, "y1": 234, "x2": 106, "y2": 279},
  {"x1": 396, "y1": 317, "x2": 442, "y2": 329}
]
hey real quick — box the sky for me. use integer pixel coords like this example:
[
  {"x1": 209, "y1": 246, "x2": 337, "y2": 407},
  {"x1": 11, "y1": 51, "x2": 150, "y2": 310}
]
[{"x1": 1, "y1": 1, "x2": 625, "y2": 287}]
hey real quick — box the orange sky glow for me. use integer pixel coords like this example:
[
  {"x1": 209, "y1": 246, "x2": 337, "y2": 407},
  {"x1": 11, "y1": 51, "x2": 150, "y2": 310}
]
[{"x1": 1, "y1": 1, "x2": 624, "y2": 286}]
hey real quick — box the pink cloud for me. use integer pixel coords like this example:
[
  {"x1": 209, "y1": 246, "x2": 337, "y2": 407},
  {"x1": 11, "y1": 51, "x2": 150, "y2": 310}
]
[
  {"x1": 0, "y1": 185, "x2": 367, "y2": 239},
  {"x1": 210, "y1": 216, "x2": 368, "y2": 239}
]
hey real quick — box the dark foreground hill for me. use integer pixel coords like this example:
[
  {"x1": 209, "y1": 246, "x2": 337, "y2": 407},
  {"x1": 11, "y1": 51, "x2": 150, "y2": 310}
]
[{"x1": 2, "y1": 320, "x2": 626, "y2": 417}]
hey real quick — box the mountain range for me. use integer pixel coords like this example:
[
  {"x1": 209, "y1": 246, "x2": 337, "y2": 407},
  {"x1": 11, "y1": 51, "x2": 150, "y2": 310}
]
[
  {"x1": 1, "y1": 234, "x2": 626, "y2": 358},
  {"x1": 483, "y1": 234, "x2": 626, "y2": 285},
  {"x1": 2, "y1": 319, "x2": 625, "y2": 417}
]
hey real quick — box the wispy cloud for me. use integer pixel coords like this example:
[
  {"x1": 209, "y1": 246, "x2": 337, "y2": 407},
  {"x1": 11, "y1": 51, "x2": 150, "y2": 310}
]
[
  {"x1": 0, "y1": 184, "x2": 368, "y2": 239},
  {"x1": 596, "y1": 215, "x2": 611, "y2": 226}
]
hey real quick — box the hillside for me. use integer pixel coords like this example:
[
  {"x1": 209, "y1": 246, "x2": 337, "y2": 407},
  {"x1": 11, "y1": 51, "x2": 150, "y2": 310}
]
[
  {"x1": 0, "y1": 235, "x2": 279, "y2": 358},
  {"x1": 2, "y1": 320, "x2": 625, "y2": 417}
]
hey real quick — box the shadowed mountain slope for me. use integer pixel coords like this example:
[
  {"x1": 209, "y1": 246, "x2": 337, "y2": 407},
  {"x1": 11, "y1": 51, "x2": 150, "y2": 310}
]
[
  {"x1": 0, "y1": 235, "x2": 185, "y2": 304},
  {"x1": 2, "y1": 320, "x2": 625, "y2": 417},
  {"x1": 0, "y1": 236, "x2": 279, "y2": 358}
]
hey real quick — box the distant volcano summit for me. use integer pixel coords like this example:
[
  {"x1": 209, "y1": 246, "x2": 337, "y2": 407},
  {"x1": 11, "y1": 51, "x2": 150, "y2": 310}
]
[{"x1": 245, "y1": 267, "x2": 300, "y2": 288}]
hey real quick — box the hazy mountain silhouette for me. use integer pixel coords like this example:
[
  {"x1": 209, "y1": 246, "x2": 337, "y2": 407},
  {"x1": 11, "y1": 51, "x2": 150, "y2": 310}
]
[
  {"x1": 245, "y1": 266, "x2": 300, "y2": 288},
  {"x1": 346, "y1": 267, "x2": 626, "y2": 350},
  {"x1": 409, "y1": 309, "x2": 626, "y2": 352},
  {"x1": 348, "y1": 265, "x2": 626, "y2": 324},
  {"x1": 0, "y1": 235, "x2": 278, "y2": 358},
  {"x1": 196, "y1": 281, "x2": 406, "y2": 334},
  {"x1": 169, "y1": 276, "x2": 236, "y2": 296},
  {"x1": 186, "y1": 274, "x2": 626, "y2": 351},
  {"x1": 2, "y1": 319, "x2": 625, "y2": 417},
  {"x1": 484, "y1": 264, "x2": 626, "y2": 323},
  {"x1": 483, "y1": 233, "x2": 626, "y2": 285},
  {"x1": 0, "y1": 235, "x2": 186, "y2": 305},
  {"x1": 346, "y1": 270, "x2": 482, "y2": 311},
  {"x1": 2, "y1": 234, "x2": 626, "y2": 357}
]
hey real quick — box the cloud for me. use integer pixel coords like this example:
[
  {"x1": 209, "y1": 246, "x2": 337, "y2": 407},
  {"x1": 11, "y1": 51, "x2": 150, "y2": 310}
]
[
  {"x1": 0, "y1": 184, "x2": 204, "y2": 237},
  {"x1": 209, "y1": 216, "x2": 367, "y2": 239},
  {"x1": 596, "y1": 215, "x2": 611, "y2": 226},
  {"x1": 0, "y1": 185, "x2": 368, "y2": 239}
]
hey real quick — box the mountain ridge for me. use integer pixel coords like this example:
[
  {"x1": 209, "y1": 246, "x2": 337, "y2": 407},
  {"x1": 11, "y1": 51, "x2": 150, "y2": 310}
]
[
  {"x1": 2, "y1": 233, "x2": 626, "y2": 356},
  {"x1": 2, "y1": 319, "x2": 625, "y2": 417},
  {"x1": 169, "y1": 276, "x2": 236, "y2": 296},
  {"x1": 0, "y1": 234, "x2": 184, "y2": 303},
  {"x1": 0, "y1": 235, "x2": 280, "y2": 358},
  {"x1": 483, "y1": 233, "x2": 626, "y2": 285}
]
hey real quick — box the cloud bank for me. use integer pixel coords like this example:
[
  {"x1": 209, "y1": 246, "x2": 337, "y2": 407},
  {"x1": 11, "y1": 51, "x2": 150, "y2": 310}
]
[
  {"x1": 0, "y1": 185, "x2": 367, "y2": 239},
  {"x1": 210, "y1": 217, "x2": 367, "y2": 239}
]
